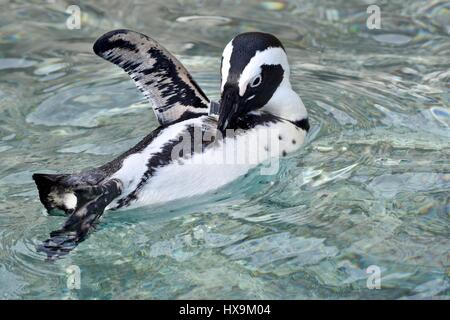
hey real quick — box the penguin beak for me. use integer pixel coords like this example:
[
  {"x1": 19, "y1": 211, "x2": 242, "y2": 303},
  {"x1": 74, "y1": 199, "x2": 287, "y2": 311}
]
[{"x1": 217, "y1": 86, "x2": 241, "y2": 134}]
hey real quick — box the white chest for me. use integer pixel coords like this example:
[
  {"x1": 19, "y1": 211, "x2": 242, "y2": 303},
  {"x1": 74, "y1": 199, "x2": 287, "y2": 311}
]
[{"x1": 117, "y1": 120, "x2": 306, "y2": 209}]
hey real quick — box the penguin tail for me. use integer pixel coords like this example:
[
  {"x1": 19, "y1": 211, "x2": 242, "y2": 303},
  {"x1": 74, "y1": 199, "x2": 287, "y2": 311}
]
[
  {"x1": 32, "y1": 173, "x2": 74, "y2": 215},
  {"x1": 33, "y1": 173, "x2": 123, "y2": 259}
]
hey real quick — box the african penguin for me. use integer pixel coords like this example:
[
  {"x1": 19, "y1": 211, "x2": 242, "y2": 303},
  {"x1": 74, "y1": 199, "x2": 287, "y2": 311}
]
[{"x1": 32, "y1": 30, "x2": 309, "y2": 258}]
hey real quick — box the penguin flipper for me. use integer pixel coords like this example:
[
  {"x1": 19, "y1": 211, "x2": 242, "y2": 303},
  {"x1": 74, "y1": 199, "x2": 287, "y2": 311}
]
[
  {"x1": 93, "y1": 29, "x2": 210, "y2": 125},
  {"x1": 37, "y1": 179, "x2": 122, "y2": 259}
]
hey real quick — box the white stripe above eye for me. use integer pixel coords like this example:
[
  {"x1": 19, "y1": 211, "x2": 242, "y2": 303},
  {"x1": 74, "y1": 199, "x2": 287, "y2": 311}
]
[
  {"x1": 220, "y1": 39, "x2": 234, "y2": 92},
  {"x1": 238, "y1": 47, "x2": 289, "y2": 96}
]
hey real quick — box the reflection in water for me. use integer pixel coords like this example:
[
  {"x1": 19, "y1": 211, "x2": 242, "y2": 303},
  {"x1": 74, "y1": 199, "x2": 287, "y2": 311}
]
[{"x1": 0, "y1": 0, "x2": 449, "y2": 299}]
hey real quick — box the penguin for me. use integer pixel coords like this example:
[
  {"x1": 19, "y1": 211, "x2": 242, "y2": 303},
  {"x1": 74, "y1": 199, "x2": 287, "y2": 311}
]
[{"x1": 33, "y1": 30, "x2": 309, "y2": 258}]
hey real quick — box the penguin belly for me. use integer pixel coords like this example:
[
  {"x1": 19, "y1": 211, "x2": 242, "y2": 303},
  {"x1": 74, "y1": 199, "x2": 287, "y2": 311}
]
[{"x1": 110, "y1": 117, "x2": 306, "y2": 209}]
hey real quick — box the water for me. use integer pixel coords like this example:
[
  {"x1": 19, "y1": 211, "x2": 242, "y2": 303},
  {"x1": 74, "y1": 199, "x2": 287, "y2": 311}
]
[{"x1": 0, "y1": 0, "x2": 449, "y2": 299}]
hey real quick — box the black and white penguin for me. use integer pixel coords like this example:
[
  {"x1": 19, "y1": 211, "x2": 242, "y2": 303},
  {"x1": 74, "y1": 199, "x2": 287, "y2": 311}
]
[{"x1": 33, "y1": 30, "x2": 309, "y2": 258}]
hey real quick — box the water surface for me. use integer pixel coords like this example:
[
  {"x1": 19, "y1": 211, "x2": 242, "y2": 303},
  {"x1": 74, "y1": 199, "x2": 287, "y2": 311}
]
[{"x1": 0, "y1": 0, "x2": 449, "y2": 299}]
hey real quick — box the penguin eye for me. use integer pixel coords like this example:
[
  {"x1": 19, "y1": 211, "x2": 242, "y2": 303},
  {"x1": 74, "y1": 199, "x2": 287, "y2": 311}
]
[{"x1": 250, "y1": 75, "x2": 262, "y2": 88}]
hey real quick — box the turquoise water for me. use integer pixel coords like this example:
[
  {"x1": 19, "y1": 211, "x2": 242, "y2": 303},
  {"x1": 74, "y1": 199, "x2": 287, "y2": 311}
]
[{"x1": 0, "y1": 0, "x2": 449, "y2": 299}]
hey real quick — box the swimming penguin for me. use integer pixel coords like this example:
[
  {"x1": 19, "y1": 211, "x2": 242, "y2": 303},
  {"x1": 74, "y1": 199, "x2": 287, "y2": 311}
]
[{"x1": 33, "y1": 30, "x2": 309, "y2": 258}]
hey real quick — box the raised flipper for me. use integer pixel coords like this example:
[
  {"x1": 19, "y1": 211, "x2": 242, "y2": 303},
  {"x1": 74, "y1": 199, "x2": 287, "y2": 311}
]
[
  {"x1": 93, "y1": 29, "x2": 210, "y2": 125},
  {"x1": 37, "y1": 179, "x2": 122, "y2": 259}
]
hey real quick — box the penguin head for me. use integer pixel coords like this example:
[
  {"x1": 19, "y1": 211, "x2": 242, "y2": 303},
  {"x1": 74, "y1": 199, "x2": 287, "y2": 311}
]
[{"x1": 218, "y1": 32, "x2": 306, "y2": 133}]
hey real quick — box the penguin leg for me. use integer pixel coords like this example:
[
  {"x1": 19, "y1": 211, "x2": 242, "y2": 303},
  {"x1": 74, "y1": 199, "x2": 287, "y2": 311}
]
[{"x1": 38, "y1": 179, "x2": 122, "y2": 260}]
